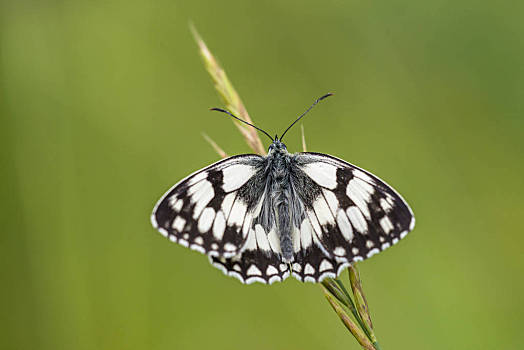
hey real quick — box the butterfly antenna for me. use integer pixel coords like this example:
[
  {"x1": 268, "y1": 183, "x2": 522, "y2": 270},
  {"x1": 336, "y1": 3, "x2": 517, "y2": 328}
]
[
  {"x1": 279, "y1": 93, "x2": 333, "y2": 141},
  {"x1": 210, "y1": 108, "x2": 274, "y2": 142}
]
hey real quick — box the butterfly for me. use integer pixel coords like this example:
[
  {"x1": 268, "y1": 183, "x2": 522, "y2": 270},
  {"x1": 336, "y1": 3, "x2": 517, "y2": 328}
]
[{"x1": 151, "y1": 94, "x2": 415, "y2": 284}]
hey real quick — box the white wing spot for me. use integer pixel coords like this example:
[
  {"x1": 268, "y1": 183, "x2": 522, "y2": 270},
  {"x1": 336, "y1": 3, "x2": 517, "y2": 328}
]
[
  {"x1": 392, "y1": 238, "x2": 399, "y2": 245},
  {"x1": 319, "y1": 260, "x2": 333, "y2": 272},
  {"x1": 251, "y1": 193, "x2": 265, "y2": 218},
  {"x1": 353, "y1": 169, "x2": 373, "y2": 183},
  {"x1": 267, "y1": 227, "x2": 281, "y2": 254},
  {"x1": 292, "y1": 226, "x2": 301, "y2": 253},
  {"x1": 346, "y1": 178, "x2": 372, "y2": 219},
  {"x1": 302, "y1": 162, "x2": 338, "y2": 189},
  {"x1": 172, "y1": 216, "x2": 186, "y2": 232},
  {"x1": 355, "y1": 176, "x2": 375, "y2": 194},
  {"x1": 380, "y1": 216, "x2": 394, "y2": 234},
  {"x1": 306, "y1": 210, "x2": 323, "y2": 238},
  {"x1": 255, "y1": 224, "x2": 271, "y2": 252},
  {"x1": 366, "y1": 240, "x2": 374, "y2": 248},
  {"x1": 224, "y1": 242, "x2": 236, "y2": 252},
  {"x1": 400, "y1": 230, "x2": 408, "y2": 239},
  {"x1": 212, "y1": 210, "x2": 226, "y2": 240},
  {"x1": 379, "y1": 236, "x2": 385, "y2": 242},
  {"x1": 352, "y1": 247, "x2": 359, "y2": 255},
  {"x1": 380, "y1": 198, "x2": 393, "y2": 212},
  {"x1": 187, "y1": 178, "x2": 206, "y2": 196},
  {"x1": 245, "y1": 276, "x2": 266, "y2": 284},
  {"x1": 222, "y1": 164, "x2": 256, "y2": 192},
  {"x1": 221, "y1": 192, "x2": 236, "y2": 214},
  {"x1": 169, "y1": 196, "x2": 183, "y2": 212},
  {"x1": 366, "y1": 248, "x2": 380, "y2": 258},
  {"x1": 211, "y1": 243, "x2": 219, "y2": 250},
  {"x1": 381, "y1": 242, "x2": 391, "y2": 250},
  {"x1": 198, "y1": 207, "x2": 215, "y2": 233},
  {"x1": 336, "y1": 209, "x2": 354, "y2": 242},
  {"x1": 279, "y1": 264, "x2": 288, "y2": 272},
  {"x1": 183, "y1": 233, "x2": 189, "y2": 240},
  {"x1": 266, "y1": 265, "x2": 279, "y2": 276},
  {"x1": 228, "y1": 199, "x2": 247, "y2": 228},
  {"x1": 334, "y1": 246, "x2": 346, "y2": 256},
  {"x1": 292, "y1": 263, "x2": 302, "y2": 272},
  {"x1": 188, "y1": 171, "x2": 208, "y2": 186},
  {"x1": 312, "y1": 197, "x2": 332, "y2": 226},
  {"x1": 194, "y1": 236, "x2": 204, "y2": 245},
  {"x1": 268, "y1": 275, "x2": 281, "y2": 284},
  {"x1": 409, "y1": 217, "x2": 416, "y2": 231},
  {"x1": 322, "y1": 188, "x2": 339, "y2": 213},
  {"x1": 242, "y1": 212, "x2": 253, "y2": 238},
  {"x1": 346, "y1": 206, "x2": 368, "y2": 234},
  {"x1": 190, "y1": 244, "x2": 205, "y2": 253},
  {"x1": 169, "y1": 234, "x2": 177, "y2": 242},
  {"x1": 158, "y1": 228, "x2": 168, "y2": 237},
  {"x1": 178, "y1": 238, "x2": 189, "y2": 247},
  {"x1": 300, "y1": 219, "x2": 313, "y2": 249},
  {"x1": 233, "y1": 264, "x2": 242, "y2": 272},
  {"x1": 168, "y1": 194, "x2": 178, "y2": 206},
  {"x1": 190, "y1": 180, "x2": 214, "y2": 219},
  {"x1": 304, "y1": 263, "x2": 315, "y2": 275},
  {"x1": 243, "y1": 229, "x2": 257, "y2": 250},
  {"x1": 247, "y1": 265, "x2": 262, "y2": 276}
]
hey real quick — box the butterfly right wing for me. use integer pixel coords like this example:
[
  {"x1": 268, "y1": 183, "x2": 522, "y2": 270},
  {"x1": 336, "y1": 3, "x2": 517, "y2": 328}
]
[
  {"x1": 288, "y1": 152, "x2": 415, "y2": 282},
  {"x1": 151, "y1": 154, "x2": 263, "y2": 258},
  {"x1": 297, "y1": 153, "x2": 415, "y2": 256}
]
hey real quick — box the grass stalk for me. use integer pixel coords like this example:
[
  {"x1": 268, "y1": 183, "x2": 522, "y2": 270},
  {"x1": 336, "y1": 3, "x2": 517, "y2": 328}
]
[{"x1": 191, "y1": 25, "x2": 381, "y2": 350}]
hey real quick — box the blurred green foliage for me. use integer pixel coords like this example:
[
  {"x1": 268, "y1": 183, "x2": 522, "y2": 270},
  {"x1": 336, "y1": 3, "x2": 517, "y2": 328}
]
[{"x1": 1, "y1": 1, "x2": 523, "y2": 349}]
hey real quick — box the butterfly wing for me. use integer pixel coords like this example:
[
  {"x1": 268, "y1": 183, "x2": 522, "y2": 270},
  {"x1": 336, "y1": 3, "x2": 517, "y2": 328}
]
[
  {"x1": 151, "y1": 154, "x2": 263, "y2": 258},
  {"x1": 291, "y1": 152, "x2": 415, "y2": 281},
  {"x1": 209, "y1": 224, "x2": 291, "y2": 284},
  {"x1": 152, "y1": 151, "x2": 415, "y2": 285}
]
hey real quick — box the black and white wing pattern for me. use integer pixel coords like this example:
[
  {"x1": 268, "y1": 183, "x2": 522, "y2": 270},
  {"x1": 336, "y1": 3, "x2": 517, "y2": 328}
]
[
  {"x1": 152, "y1": 150, "x2": 415, "y2": 285},
  {"x1": 151, "y1": 154, "x2": 291, "y2": 284},
  {"x1": 209, "y1": 225, "x2": 291, "y2": 285},
  {"x1": 151, "y1": 155, "x2": 263, "y2": 258},
  {"x1": 291, "y1": 152, "x2": 415, "y2": 282}
]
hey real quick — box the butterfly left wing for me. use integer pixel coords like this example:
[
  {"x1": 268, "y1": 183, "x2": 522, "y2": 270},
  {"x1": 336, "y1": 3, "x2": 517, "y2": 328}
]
[
  {"x1": 291, "y1": 152, "x2": 415, "y2": 281},
  {"x1": 151, "y1": 154, "x2": 263, "y2": 258},
  {"x1": 209, "y1": 224, "x2": 291, "y2": 285}
]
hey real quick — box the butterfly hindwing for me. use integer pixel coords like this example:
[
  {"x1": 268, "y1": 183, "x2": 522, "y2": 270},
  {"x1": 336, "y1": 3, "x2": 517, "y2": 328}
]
[
  {"x1": 151, "y1": 154, "x2": 263, "y2": 258},
  {"x1": 295, "y1": 152, "x2": 415, "y2": 266},
  {"x1": 210, "y1": 224, "x2": 290, "y2": 284}
]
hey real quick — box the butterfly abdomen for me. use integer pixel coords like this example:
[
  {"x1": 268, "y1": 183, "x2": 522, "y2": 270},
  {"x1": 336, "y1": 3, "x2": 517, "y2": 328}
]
[
  {"x1": 266, "y1": 152, "x2": 295, "y2": 262},
  {"x1": 275, "y1": 187, "x2": 293, "y2": 262}
]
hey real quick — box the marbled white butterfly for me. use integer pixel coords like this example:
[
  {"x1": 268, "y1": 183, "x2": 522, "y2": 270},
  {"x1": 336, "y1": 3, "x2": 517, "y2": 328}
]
[{"x1": 151, "y1": 94, "x2": 415, "y2": 284}]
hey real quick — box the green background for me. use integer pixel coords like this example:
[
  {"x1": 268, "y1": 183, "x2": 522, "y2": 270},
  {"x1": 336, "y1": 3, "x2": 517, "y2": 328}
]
[{"x1": 2, "y1": 1, "x2": 523, "y2": 349}]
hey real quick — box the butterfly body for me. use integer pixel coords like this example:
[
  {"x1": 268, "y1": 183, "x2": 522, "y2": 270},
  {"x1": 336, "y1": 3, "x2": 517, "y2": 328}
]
[{"x1": 152, "y1": 137, "x2": 415, "y2": 284}]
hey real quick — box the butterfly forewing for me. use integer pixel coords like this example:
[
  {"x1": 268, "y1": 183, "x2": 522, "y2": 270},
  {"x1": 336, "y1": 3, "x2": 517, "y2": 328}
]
[
  {"x1": 295, "y1": 152, "x2": 415, "y2": 265},
  {"x1": 151, "y1": 154, "x2": 263, "y2": 258}
]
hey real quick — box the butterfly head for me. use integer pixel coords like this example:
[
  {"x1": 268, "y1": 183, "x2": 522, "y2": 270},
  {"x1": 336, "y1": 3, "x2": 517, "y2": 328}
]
[{"x1": 268, "y1": 137, "x2": 287, "y2": 154}]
